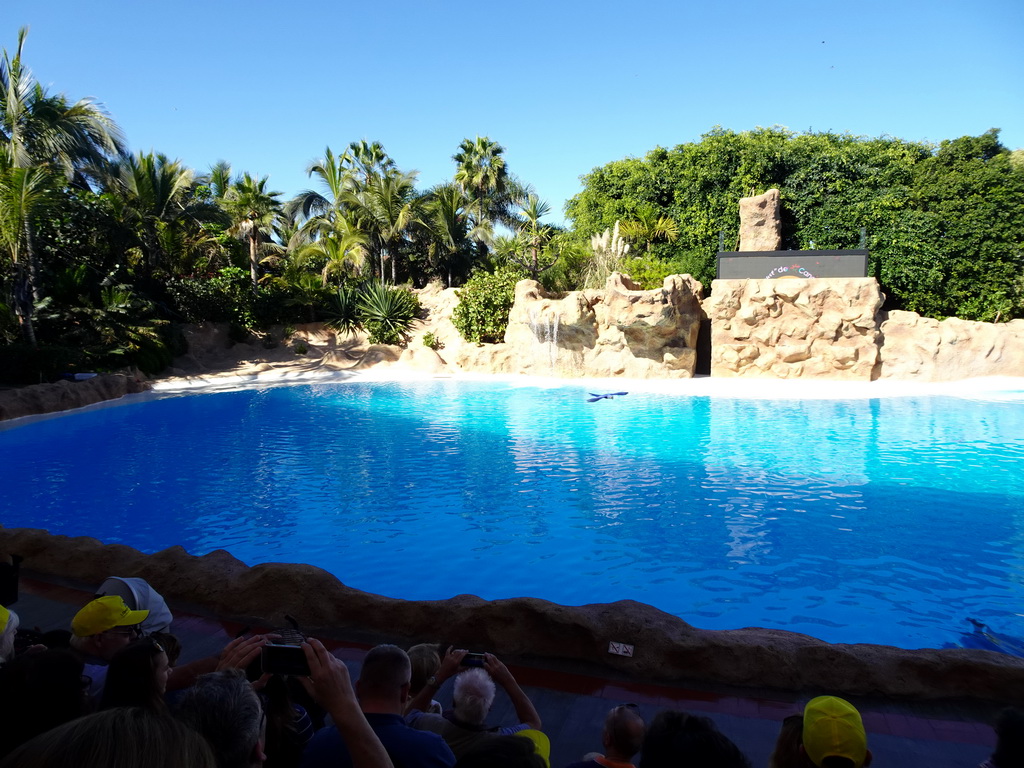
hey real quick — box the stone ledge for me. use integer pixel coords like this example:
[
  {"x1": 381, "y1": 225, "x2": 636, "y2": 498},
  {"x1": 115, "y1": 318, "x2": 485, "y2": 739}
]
[
  {"x1": 2, "y1": 526, "x2": 1021, "y2": 705},
  {"x1": 0, "y1": 374, "x2": 150, "y2": 422}
]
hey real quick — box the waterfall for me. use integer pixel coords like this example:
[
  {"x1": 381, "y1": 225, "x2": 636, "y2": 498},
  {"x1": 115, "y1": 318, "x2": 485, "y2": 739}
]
[{"x1": 527, "y1": 306, "x2": 561, "y2": 375}]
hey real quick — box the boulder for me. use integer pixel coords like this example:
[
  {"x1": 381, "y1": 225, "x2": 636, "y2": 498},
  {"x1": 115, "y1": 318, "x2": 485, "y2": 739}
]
[
  {"x1": 878, "y1": 311, "x2": 1024, "y2": 381},
  {"x1": 738, "y1": 189, "x2": 783, "y2": 251},
  {"x1": 705, "y1": 278, "x2": 883, "y2": 380},
  {"x1": 0, "y1": 374, "x2": 150, "y2": 422},
  {"x1": 494, "y1": 272, "x2": 704, "y2": 379}
]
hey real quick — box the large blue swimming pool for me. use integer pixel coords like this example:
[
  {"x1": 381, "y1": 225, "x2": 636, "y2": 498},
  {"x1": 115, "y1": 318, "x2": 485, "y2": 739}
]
[{"x1": 2, "y1": 379, "x2": 1023, "y2": 651}]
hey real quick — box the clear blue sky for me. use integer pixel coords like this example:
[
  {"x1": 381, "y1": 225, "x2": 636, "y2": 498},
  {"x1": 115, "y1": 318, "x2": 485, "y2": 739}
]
[{"x1": 6, "y1": 0, "x2": 1022, "y2": 226}]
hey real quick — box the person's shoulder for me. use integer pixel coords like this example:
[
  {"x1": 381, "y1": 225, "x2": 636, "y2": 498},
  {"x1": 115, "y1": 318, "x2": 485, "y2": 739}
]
[{"x1": 407, "y1": 711, "x2": 447, "y2": 730}]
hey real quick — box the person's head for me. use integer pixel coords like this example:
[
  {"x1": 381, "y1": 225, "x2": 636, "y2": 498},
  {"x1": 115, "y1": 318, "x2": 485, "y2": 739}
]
[
  {"x1": 769, "y1": 714, "x2": 811, "y2": 768},
  {"x1": 455, "y1": 734, "x2": 547, "y2": 768},
  {"x1": 452, "y1": 667, "x2": 496, "y2": 726},
  {"x1": 176, "y1": 668, "x2": 265, "y2": 768},
  {"x1": 0, "y1": 604, "x2": 19, "y2": 662},
  {"x1": 149, "y1": 632, "x2": 182, "y2": 666},
  {"x1": 0, "y1": 706, "x2": 216, "y2": 768},
  {"x1": 0, "y1": 649, "x2": 90, "y2": 760},
  {"x1": 801, "y1": 697, "x2": 871, "y2": 768},
  {"x1": 356, "y1": 644, "x2": 412, "y2": 711},
  {"x1": 990, "y1": 707, "x2": 1024, "y2": 767},
  {"x1": 602, "y1": 704, "x2": 646, "y2": 761},
  {"x1": 407, "y1": 643, "x2": 441, "y2": 695},
  {"x1": 639, "y1": 710, "x2": 752, "y2": 768},
  {"x1": 100, "y1": 637, "x2": 172, "y2": 712},
  {"x1": 69, "y1": 596, "x2": 148, "y2": 660}
]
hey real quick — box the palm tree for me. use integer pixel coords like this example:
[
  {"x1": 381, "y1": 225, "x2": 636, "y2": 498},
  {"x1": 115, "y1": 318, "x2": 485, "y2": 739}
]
[
  {"x1": 347, "y1": 169, "x2": 420, "y2": 283},
  {"x1": 0, "y1": 163, "x2": 58, "y2": 344},
  {"x1": 619, "y1": 205, "x2": 680, "y2": 253},
  {"x1": 452, "y1": 136, "x2": 524, "y2": 255},
  {"x1": 1, "y1": 28, "x2": 125, "y2": 181},
  {"x1": 222, "y1": 173, "x2": 283, "y2": 289},
  {"x1": 342, "y1": 140, "x2": 395, "y2": 183},
  {"x1": 515, "y1": 194, "x2": 555, "y2": 279},
  {"x1": 419, "y1": 183, "x2": 472, "y2": 287},
  {"x1": 105, "y1": 152, "x2": 221, "y2": 280}
]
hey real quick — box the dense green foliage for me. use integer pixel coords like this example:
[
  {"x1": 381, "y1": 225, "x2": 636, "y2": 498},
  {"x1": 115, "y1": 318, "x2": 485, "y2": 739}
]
[
  {"x1": 566, "y1": 127, "x2": 1024, "y2": 321},
  {"x1": 2, "y1": 27, "x2": 1021, "y2": 384},
  {"x1": 451, "y1": 265, "x2": 525, "y2": 343}
]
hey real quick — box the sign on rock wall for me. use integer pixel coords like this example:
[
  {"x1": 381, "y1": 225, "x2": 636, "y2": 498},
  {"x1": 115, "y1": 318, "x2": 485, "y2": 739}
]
[{"x1": 716, "y1": 250, "x2": 869, "y2": 279}]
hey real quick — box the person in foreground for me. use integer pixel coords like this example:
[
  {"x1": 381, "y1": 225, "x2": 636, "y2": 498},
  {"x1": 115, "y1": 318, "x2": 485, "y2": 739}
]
[
  {"x1": 302, "y1": 643, "x2": 454, "y2": 768},
  {"x1": 566, "y1": 704, "x2": 645, "y2": 768},
  {"x1": 801, "y1": 696, "x2": 872, "y2": 768},
  {"x1": 68, "y1": 595, "x2": 149, "y2": 698},
  {"x1": 407, "y1": 649, "x2": 543, "y2": 760},
  {"x1": 0, "y1": 706, "x2": 217, "y2": 768},
  {"x1": 637, "y1": 710, "x2": 751, "y2": 768}
]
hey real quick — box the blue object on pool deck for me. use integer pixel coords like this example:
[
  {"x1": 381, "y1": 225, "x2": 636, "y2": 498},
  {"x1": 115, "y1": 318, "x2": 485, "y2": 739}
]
[
  {"x1": 1, "y1": 379, "x2": 1022, "y2": 651},
  {"x1": 587, "y1": 391, "x2": 628, "y2": 402}
]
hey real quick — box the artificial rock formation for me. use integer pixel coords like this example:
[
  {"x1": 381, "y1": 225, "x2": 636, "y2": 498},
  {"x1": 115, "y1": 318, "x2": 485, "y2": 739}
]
[
  {"x1": 482, "y1": 273, "x2": 704, "y2": 379},
  {"x1": 3, "y1": 525, "x2": 1022, "y2": 704},
  {"x1": 738, "y1": 189, "x2": 783, "y2": 251},
  {"x1": 0, "y1": 374, "x2": 150, "y2": 422},
  {"x1": 705, "y1": 278, "x2": 883, "y2": 380},
  {"x1": 878, "y1": 311, "x2": 1024, "y2": 381}
]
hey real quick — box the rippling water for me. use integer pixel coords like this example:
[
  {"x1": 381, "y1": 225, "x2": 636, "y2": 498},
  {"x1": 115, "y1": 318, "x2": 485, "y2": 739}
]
[{"x1": 2, "y1": 380, "x2": 1023, "y2": 650}]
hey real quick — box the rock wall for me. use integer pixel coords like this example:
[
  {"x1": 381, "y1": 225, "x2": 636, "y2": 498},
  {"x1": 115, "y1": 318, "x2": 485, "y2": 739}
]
[
  {"x1": 705, "y1": 278, "x2": 883, "y2": 380},
  {"x1": 3, "y1": 525, "x2": 1022, "y2": 703},
  {"x1": 0, "y1": 374, "x2": 150, "y2": 422},
  {"x1": 878, "y1": 310, "x2": 1024, "y2": 381},
  {"x1": 738, "y1": 189, "x2": 783, "y2": 251},
  {"x1": 455, "y1": 273, "x2": 704, "y2": 379}
]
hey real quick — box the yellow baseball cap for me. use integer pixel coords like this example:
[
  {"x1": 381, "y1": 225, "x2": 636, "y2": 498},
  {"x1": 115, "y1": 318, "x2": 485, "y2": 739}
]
[
  {"x1": 803, "y1": 696, "x2": 868, "y2": 768},
  {"x1": 71, "y1": 596, "x2": 149, "y2": 637}
]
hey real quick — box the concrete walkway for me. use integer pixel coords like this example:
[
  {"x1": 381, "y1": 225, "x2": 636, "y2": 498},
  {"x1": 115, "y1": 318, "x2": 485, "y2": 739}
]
[{"x1": 13, "y1": 575, "x2": 999, "y2": 767}]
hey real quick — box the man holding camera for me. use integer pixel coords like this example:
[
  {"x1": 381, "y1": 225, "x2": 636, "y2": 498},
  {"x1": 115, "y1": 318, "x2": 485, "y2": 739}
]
[
  {"x1": 406, "y1": 648, "x2": 543, "y2": 760},
  {"x1": 301, "y1": 643, "x2": 455, "y2": 768}
]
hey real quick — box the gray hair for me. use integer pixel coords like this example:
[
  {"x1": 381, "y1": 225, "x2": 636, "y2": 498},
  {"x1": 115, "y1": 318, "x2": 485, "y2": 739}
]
[
  {"x1": 452, "y1": 667, "x2": 495, "y2": 725},
  {"x1": 0, "y1": 609, "x2": 19, "y2": 662},
  {"x1": 175, "y1": 668, "x2": 262, "y2": 768}
]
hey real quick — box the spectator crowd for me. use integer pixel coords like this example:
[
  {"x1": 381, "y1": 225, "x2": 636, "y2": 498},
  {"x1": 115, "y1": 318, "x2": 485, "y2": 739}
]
[{"x1": 0, "y1": 569, "x2": 1019, "y2": 768}]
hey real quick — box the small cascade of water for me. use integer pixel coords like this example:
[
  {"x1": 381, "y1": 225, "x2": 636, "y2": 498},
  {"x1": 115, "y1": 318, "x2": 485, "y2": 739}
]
[{"x1": 527, "y1": 306, "x2": 561, "y2": 374}]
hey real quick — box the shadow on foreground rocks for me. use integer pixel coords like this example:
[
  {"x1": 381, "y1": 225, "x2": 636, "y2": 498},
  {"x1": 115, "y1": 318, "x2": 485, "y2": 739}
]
[{"x1": 1, "y1": 526, "x2": 1021, "y2": 705}]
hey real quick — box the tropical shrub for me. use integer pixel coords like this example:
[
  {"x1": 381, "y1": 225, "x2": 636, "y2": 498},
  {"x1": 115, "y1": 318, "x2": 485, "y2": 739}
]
[
  {"x1": 451, "y1": 265, "x2": 525, "y2": 343},
  {"x1": 620, "y1": 253, "x2": 711, "y2": 291},
  {"x1": 324, "y1": 284, "x2": 361, "y2": 335},
  {"x1": 422, "y1": 331, "x2": 441, "y2": 350},
  {"x1": 357, "y1": 282, "x2": 420, "y2": 345}
]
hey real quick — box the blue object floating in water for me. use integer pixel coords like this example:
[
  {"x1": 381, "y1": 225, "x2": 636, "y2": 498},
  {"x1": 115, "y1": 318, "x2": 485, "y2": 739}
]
[{"x1": 587, "y1": 391, "x2": 628, "y2": 402}]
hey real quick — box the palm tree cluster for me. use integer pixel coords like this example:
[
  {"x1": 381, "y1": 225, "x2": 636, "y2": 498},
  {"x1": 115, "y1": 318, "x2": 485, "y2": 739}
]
[{"x1": 1, "y1": 29, "x2": 666, "y2": 382}]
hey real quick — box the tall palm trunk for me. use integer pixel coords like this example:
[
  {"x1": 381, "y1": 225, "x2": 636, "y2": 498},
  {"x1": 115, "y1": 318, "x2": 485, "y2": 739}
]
[{"x1": 248, "y1": 231, "x2": 259, "y2": 290}]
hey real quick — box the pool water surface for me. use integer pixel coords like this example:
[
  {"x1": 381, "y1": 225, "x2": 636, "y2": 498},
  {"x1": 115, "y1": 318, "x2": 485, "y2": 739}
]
[{"x1": 2, "y1": 379, "x2": 1022, "y2": 650}]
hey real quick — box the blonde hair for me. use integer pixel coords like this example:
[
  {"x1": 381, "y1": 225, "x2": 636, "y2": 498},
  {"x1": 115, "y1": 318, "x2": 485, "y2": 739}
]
[{"x1": 0, "y1": 707, "x2": 216, "y2": 768}]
